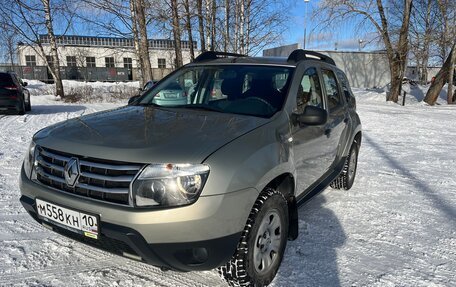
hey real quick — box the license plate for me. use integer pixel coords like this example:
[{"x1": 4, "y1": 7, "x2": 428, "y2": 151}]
[
  {"x1": 164, "y1": 93, "x2": 177, "y2": 98},
  {"x1": 35, "y1": 199, "x2": 99, "y2": 239}
]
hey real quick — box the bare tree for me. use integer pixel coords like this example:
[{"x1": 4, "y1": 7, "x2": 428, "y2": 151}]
[
  {"x1": 434, "y1": 0, "x2": 456, "y2": 103},
  {"x1": 223, "y1": 0, "x2": 230, "y2": 52},
  {"x1": 409, "y1": 0, "x2": 438, "y2": 84},
  {"x1": 78, "y1": 0, "x2": 153, "y2": 84},
  {"x1": 216, "y1": 0, "x2": 290, "y2": 55},
  {"x1": 129, "y1": 0, "x2": 144, "y2": 84},
  {"x1": 42, "y1": 0, "x2": 64, "y2": 97},
  {"x1": 183, "y1": 0, "x2": 195, "y2": 61},
  {"x1": 316, "y1": 0, "x2": 413, "y2": 102},
  {"x1": 0, "y1": 23, "x2": 19, "y2": 67},
  {"x1": 424, "y1": 42, "x2": 456, "y2": 105},
  {"x1": 196, "y1": 0, "x2": 206, "y2": 52},
  {"x1": 135, "y1": 0, "x2": 153, "y2": 82},
  {"x1": 210, "y1": 0, "x2": 216, "y2": 51},
  {"x1": 170, "y1": 0, "x2": 183, "y2": 67},
  {"x1": 0, "y1": 0, "x2": 71, "y2": 97}
]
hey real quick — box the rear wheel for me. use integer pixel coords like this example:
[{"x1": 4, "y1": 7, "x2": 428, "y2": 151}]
[
  {"x1": 330, "y1": 141, "x2": 359, "y2": 190},
  {"x1": 218, "y1": 188, "x2": 288, "y2": 287},
  {"x1": 18, "y1": 99, "x2": 26, "y2": 115},
  {"x1": 25, "y1": 97, "x2": 31, "y2": 111}
]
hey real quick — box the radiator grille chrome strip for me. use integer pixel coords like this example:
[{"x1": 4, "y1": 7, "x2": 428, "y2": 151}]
[{"x1": 35, "y1": 146, "x2": 143, "y2": 205}]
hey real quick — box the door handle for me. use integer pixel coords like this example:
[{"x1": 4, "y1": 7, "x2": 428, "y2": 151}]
[
  {"x1": 344, "y1": 117, "x2": 349, "y2": 123},
  {"x1": 325, "y1": 129, "x2": 331, "y2": 136}
]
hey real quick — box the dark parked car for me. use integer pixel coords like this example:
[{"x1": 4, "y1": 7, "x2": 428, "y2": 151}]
[
  {"x1": 0, "y1": 72, "x2": 31, "y2": 114},
  {"x1": 20, "y1": 50, "x2": 361, "y2": 286}
]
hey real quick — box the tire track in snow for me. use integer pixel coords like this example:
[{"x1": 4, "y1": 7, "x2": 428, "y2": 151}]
[{"x1": 0, "y1": 253, "x2": 221, "y2": 287}]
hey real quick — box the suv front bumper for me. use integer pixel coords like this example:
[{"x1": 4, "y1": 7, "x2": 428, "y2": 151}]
[{"x1": 19, "y1": 168, "x2": 257, "y2": 271}]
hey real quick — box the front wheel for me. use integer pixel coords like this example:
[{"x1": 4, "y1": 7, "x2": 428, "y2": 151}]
[{"x1": 218, "y1": 188, "x2": 289, "y2": 287}]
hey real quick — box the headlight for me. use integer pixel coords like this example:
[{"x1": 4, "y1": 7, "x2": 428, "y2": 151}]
[
  {"x1": 132, "y1": 164, "x2": 210, "y2": 207},
  {"x1": 23, "y1": 141, "x2": 36, "y2": 179}
]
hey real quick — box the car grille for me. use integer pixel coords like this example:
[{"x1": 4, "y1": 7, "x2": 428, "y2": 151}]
[{"x1": 35, "y1": 146, "x2": 143, "y2": 206}]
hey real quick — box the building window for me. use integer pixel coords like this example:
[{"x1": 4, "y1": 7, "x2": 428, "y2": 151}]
[
  {"x1": 158, "y1": 58, "x2": 166, "y2": 69},
  {"x1": 25, "y1": 55, "x2": 36, "y2": 66},
  {"x1": 86, "y1": 57, "x2": 96, "y2": 67},
  {"x1": 66, "y1": 56, "x2": 77, "y2": 67},
  {"x1": 105, "y1": 57, "x2": 115, "y2": 68},
  {"x1": 123, "y1": 57, "x2": 132, "y2": 69},
  {"x1": 46, "y1": 55, "x2": 54, "y2": 67}
]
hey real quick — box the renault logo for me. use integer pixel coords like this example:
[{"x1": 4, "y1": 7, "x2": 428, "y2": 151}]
[{"x1": 64, "y1": 158, "x2": 80, "y2": 187}]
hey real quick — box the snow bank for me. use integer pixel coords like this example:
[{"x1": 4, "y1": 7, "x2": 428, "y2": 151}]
[
  {"x1": 354, "y1": 83, "x2": 454, "y2": 106},
  {"x1": 25, "y1": 80, "x2": 141, "y2": 103},
  {"x1": 1, "y1": 91, "x2": 455, "y2": 286}
]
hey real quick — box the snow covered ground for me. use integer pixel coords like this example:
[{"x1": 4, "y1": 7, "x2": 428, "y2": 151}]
[{"x1": 0, "y1": 87, "x2": 455, "y2": 286}]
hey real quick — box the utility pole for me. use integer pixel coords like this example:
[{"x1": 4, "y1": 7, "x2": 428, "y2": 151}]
[{"x1": 303, "y1": 0, "x2": 310, "y2": 49}]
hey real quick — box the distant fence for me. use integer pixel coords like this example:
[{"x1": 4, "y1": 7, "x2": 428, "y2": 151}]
[{"x1": 0, "y1": 65, "x2": 172, "y2": 83}]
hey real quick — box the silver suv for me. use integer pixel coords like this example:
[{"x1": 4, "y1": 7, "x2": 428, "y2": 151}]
[{"x1": 20, "y1": 50, "x2": 361, "y2": 287}]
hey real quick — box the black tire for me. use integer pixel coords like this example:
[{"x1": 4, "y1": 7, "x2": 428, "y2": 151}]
[
  {"x1": 18, "y1": 100, "x2": 26, "y2": 115},
  {"x1": 330, "y1": 141, "x2": 359, "y2": 190},
  {"x1": 25, "y1": 98, "x2": 31, "y2": 111},
  {"x1": 218, "y1": 188, "x2": 289, "y2": 287}
]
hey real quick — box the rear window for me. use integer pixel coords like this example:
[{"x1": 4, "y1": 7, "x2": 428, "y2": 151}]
[{"x1": 0, "y1": 73, "x2": 14, "y2": 86}]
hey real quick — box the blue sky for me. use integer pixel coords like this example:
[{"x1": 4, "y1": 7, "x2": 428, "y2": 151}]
[
  {"x1": 282, "y1": 0, "x2": 380, "y2": 51},
  {"x1": 63, "y1": 0, "x2": 380, "y2": 53}
]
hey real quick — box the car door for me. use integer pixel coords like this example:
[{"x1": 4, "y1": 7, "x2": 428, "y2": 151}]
[
  {"x1": 292, "y1": 66, "x2": 332, "y2": 197},
  {"x1": 319, "y1": 67, "x2": 347, "y2": 170}
]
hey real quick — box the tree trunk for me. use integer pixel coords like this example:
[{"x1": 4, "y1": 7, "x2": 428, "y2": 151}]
[
  {"x1": 234, "y1": 0, "x2": 239, "y2": 52},
  {"x1": 210, "y1": 0, "x2": 216, "y2": 51},
  {"x1": 448, "y1": 65, "x2": 454, "y2": 104},
  {"x1": 196, "y1": 0, "x2": 206, "y2": 52},
  {"x1": 205, "y1": 0, "x2": 211, "y2": 50},
  {"x1": 129, "y1": 0, "x2": 144, "y2": 85},
  {"x1": 183, "y1": 0, "x2": 195, "y2": 61},
  {"x1": 245, "y1": 0, "x2": 251, "y2": 54},
  {"x1": 377, "y1": 0, "x2": 413, "y2": 102},
  {"x1": 240, "y1": 0, "x2": 245, "y2": 54},
  {"x1": 224, "y1": 0, "x2": 229, "y2": 52},
  {"x1": 170, "y1": 0, "x2": 183, "y2": 68},
  {"x1": 420, "y1": 0, "x2": 433, "y2": 84},
  {"x1": 424, "y1": 42, "x2": 456, "y2": 105},
  {"x1": 389, "y1": 64, "x2": 403, "y2": 102},
  {"x1": 41, "y1": 0, "x2": 64, "y2": 98},
  {"x1": 135, "y1": 0, "x2": 153, "y2": 82}
]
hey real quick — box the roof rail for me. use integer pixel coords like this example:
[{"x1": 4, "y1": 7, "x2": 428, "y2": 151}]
[
  {"x1": 193, "y1": 51, "x2": 247, "y2": 62},
  {"x1": 287, "y1": 49, "x2": 336, "y2": 66}
]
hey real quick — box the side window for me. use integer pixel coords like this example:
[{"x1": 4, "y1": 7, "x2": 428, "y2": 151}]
[
  {"x1": 297, "y1": 68, "x2": 323, "y2": 113},
  {"x1": 336, "y1": 70, "x2": 351, "y2": 95},
  {"x1": 321, "y1": 69, "x2": 342, "y2": 110}
]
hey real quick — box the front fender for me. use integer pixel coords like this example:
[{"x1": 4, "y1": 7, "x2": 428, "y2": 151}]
[{"x1": 202, "y1": 113, "x2": 294, "y2": 196}]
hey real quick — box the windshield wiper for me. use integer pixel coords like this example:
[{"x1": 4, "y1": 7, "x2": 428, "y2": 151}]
[
  {"x1": 176, "y1": 104, "x2": 225, "y2": 113},
  {"x1": 136, "y1": 102, "x2": 161, "y2": 107}
]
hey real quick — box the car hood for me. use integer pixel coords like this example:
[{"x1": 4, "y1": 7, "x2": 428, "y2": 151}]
[{"x1": 34, "y1": 106, "x2": 269, "y2": 163}]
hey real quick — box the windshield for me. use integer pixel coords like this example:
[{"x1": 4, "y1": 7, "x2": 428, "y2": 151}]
[{"x1": 138, "y1": 65, "x2": 293, "y2": 118}]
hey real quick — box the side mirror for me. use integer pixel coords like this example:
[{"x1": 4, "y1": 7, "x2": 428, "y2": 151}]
[
  {"x1": 128, "y1": 95, "x2": 140, "y2": 105},
  {"x1": 22, "y1": 82, "x2": 28, "y2": 87},
  {"x1": 293, "y1": 105, "x2": 328, "y2": 126}
]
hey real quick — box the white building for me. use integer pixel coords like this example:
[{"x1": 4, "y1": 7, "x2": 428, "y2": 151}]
[
  {"x1": 263, "y1": 44, "x2": 391, "y2": 88},
  {"x1": 17, "y1": 35, "x2": 197, "y2": 81}
]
